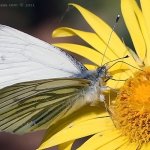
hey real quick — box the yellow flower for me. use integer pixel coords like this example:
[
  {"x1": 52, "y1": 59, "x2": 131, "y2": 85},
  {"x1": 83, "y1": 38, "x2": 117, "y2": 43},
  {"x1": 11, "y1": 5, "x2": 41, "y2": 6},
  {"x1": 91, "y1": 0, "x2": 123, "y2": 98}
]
[{"x1": 38, "y1": 0, "x2": 150, "y2": 149}]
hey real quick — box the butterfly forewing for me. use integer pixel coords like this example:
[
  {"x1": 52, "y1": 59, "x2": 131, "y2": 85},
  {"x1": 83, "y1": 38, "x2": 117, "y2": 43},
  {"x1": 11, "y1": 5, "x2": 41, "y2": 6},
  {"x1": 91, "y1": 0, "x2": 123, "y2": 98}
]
[{"x1": 0, "y1": 25, "x2": 87, "y2": 89}]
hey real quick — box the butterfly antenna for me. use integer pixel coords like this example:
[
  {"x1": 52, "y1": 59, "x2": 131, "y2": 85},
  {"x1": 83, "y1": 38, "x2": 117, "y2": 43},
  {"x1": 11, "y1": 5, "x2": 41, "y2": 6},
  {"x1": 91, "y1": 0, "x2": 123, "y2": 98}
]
[
  {"x1": 108, "y1": 60, "x2": 144, "y2": 72},
  {"x1": 104, "y1": 55, "x2": 129, "y2": 66},
  {"x1": 108, "y1": 90, "x2": 111, "y2": 106},
  {"x1": 105, "y1": 36, "x2": 143, "y2": 72},
  {"x1": 110, "y1": 78, "x2": 127, "y2": 81},
  {"x1": 101, "y1": 15, "x2": 120, "y2": 66}
]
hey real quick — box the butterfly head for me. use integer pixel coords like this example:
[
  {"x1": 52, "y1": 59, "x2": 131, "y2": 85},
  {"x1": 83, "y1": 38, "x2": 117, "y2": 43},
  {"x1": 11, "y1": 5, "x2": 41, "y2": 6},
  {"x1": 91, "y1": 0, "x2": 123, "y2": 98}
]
[{"x1": 97, "y1": 65, "x2": 111, "y2": 81}]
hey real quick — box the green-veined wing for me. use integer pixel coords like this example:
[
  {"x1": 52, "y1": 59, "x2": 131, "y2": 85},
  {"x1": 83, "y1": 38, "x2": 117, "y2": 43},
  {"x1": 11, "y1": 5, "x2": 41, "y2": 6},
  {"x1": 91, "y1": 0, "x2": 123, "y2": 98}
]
[{"x1": 0, "y1": 78, "x2": 91, "y2": 134}]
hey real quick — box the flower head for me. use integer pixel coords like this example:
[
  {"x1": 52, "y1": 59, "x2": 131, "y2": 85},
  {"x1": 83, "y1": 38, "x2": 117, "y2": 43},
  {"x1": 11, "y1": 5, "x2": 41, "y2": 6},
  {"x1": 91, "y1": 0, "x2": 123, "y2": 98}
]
[{"x1": 38, "y1": 0, "x2": 150, "y2": 149}]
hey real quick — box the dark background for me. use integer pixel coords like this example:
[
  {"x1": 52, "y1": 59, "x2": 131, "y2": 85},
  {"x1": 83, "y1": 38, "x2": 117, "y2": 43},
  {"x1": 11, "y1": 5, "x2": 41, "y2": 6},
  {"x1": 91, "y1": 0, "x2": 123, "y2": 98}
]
[{"x1": 0, "y1": 0, "x2": 133, "y2": 150}]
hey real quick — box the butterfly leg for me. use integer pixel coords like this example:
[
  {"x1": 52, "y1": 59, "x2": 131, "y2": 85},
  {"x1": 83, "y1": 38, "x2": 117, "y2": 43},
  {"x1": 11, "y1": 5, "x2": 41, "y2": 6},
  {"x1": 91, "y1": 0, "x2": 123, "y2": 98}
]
[
  {"x1": 98, "y1": 86, "x2": 109, "y2": 102},
  {"x1": 98, "y1": 85, "x2": 117, "y2": 102}
]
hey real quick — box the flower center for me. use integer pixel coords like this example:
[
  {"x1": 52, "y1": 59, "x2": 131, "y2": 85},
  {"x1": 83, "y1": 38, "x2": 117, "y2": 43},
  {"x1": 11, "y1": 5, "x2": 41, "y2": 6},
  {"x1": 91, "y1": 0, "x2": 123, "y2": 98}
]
[{"x1": 110, "y1": 67, "x2": 150, "y2": 143}]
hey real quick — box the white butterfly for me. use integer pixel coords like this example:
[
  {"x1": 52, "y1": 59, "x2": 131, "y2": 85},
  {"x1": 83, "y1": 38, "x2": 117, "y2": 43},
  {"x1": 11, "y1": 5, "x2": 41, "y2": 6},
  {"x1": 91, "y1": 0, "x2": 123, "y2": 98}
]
[{"x1": 0, "y1": 25, "x2": 110, "y2": 134}]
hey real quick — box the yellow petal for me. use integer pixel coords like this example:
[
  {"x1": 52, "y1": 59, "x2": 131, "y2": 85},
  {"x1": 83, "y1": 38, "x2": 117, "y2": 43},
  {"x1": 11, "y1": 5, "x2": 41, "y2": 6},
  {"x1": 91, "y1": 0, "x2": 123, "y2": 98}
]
[
  {"x1": 121, "y1": 0, "x2": 147, "y2": 63},
  {"x1": 53, "y1": 4, "x2": 138, "y2": 74},
  {"x1": 117, "y1": 142, "x2": 138, "y2": 150},
  {"x1": 58, "y1": 141, "x2": 74, "y2": 150},
  {"x1": 40, "y1": 117, "x2": 113, "y2": 149},
  {"x1": 38, "y1": 114, "x2": 113, "y2": 149},
  {"x1": 106, "y1": 47, "x2": 140, "y2": 89},
  {"x1": 127, "y1": 47, "x2": 145, "y2": 67},
  {"x1": 53, "y1": 43, "x2": 106, "y2": 65},
  {"x1": 38, "y1": 106, "x2": 108, "y2": 149},
  {"x1": 108, "y1": 56, "x2": 141, "y2": 89},
  {"x1": 53, "y1": 42, "x2": 138, "y2": 73},
  {"x1": 98, "y1": 135, "x2": 128, "y2": 150},
  {"x1": 140, "y1": 143, "x2": 150, "y2": 150},
  {"x1": 69, "y1": 3, "x2": 128, "y2": 59},
  {"x1": 107, "y1": 72, "x2": 130, "y2": 89},
  {"x1": 84, "y1": 64, "x2": 97, "y2": 70},
  {"x1": 53, "y1": 27, "x2": 110, "y2": 57},
  {"x1": 53, "y1": 27, "x2": 76, "y2": 37},
  {"x1": 141, "y1": 0, "x2": 150, "y2": 36},
  {"x1": 53, "y1": 27, "x2": 123, "y2": 62},
  {"x1": 141, "y1": 0, "x2": 150, "y2": 33},
  {"x1": 78, "y1": 129, "x2": 126, "y2": 150},
  {"x1": 141, "y1": 0, "x2": 150, "y2": 65},
  {"x1": 131, "y1": 0, "x2": 150, "y2": 65}
]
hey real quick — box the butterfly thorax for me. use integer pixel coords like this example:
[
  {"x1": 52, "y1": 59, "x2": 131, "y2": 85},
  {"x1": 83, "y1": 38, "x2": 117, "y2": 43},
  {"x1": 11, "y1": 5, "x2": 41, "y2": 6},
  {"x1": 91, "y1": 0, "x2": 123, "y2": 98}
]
[{"x1": 79, "y1": 65, "x2": 110, "y2": 106}]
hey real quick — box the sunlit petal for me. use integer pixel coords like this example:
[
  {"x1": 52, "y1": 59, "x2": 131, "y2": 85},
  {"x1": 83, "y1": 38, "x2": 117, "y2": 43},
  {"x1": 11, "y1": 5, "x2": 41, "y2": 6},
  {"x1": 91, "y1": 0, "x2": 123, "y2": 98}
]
[
  {"x1": 53, "y1": 27, "x2": 125, "y2": 62},
  {"x1": 58, "y1": 141, "x2": 74, "y2": 150},
  {"x1": 84, "y1": 64, "x2": 97, "y2": 70},
  {"x1": 78, "y1": 129, "x2": 127, "y2": 150},
  {"x1": 107, "y1": 70, "x2": 133, "y2": 89},
  {"x1": 53, "y1": 28, "x2": 106, "y2": 54},
  {"x1": 141, "y1": 0, "x2": 150, "y2": 36},
  {"x1": 116, "y1": 142, "x2": 139, "y2": 150},
  {"x1": 39, "y1": 116, "x2": 113, "y2": 149},
  {"x1": 38, "y1": 106, "x2": 109, "y2": 149},
  {"x1": 141, "y1": 0, "x2": 150, "y2": 64},
  {"x1": 140, "y1": 143, "x2": 150, "y2": 150},
  {"x1": 53, "y1": 43, "x2": 107, "y2": 65},
  {"x1": 121, "y1": 0, "x2": 148, "y2": 63},
  {"x1": 69, "y1": 3, "x2": 129, "y2": 59},
  {"x1": 52, "y1": 27, "x2": 76, "y2": 37}
]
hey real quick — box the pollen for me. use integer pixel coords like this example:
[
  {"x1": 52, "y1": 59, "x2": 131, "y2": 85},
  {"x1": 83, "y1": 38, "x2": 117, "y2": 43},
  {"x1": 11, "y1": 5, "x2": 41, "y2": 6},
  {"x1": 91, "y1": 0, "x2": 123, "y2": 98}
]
[{"x1": 110, "y1": 67, "x2": 150, "y2": 143}]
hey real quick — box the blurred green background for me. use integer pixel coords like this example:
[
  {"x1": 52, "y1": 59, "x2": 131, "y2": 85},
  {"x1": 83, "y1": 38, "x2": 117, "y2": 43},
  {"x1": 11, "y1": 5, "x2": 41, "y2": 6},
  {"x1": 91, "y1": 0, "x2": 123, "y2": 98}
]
[{"x1": 0, "y1": 0, "x2": 134, "y2": 150}]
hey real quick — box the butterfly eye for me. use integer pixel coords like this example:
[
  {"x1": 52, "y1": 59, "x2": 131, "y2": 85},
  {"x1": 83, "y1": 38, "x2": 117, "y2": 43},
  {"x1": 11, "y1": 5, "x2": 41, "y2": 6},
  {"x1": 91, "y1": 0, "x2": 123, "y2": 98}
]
[
  {"x1": 101, "y1": 66, "x2": 107, "y2": 74},
  {"x1": 102, "y1": 68, "x2": 106, "y2": 72}
]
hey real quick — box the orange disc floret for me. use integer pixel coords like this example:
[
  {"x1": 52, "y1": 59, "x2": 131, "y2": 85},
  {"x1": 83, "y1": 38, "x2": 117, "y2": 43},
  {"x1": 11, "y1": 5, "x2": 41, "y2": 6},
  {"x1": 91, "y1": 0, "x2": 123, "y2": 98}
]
[{"x1": 110, "y1": 67, "x2": 150, "y2": 143}]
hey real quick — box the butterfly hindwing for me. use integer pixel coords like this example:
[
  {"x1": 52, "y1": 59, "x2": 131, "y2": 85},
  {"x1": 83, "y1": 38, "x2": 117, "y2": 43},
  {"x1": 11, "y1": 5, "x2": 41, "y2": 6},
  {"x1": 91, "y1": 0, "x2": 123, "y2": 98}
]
[{"x1": 0, "y1": 78, "x2": 91, "y2": 134}]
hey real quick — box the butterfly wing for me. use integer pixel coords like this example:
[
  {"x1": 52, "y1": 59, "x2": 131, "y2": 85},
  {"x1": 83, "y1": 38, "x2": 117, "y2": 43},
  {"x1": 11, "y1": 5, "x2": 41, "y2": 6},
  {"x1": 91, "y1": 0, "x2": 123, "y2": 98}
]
[
  {"x1": 0, "y1": 25, "x2": 87, "y2": 89},
  {"x1": 0, "y1": 25, "x2": 89, "y2": 134},
  {"x1": 0, "y1": 78, "x2": 91, "y2": 134}
]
